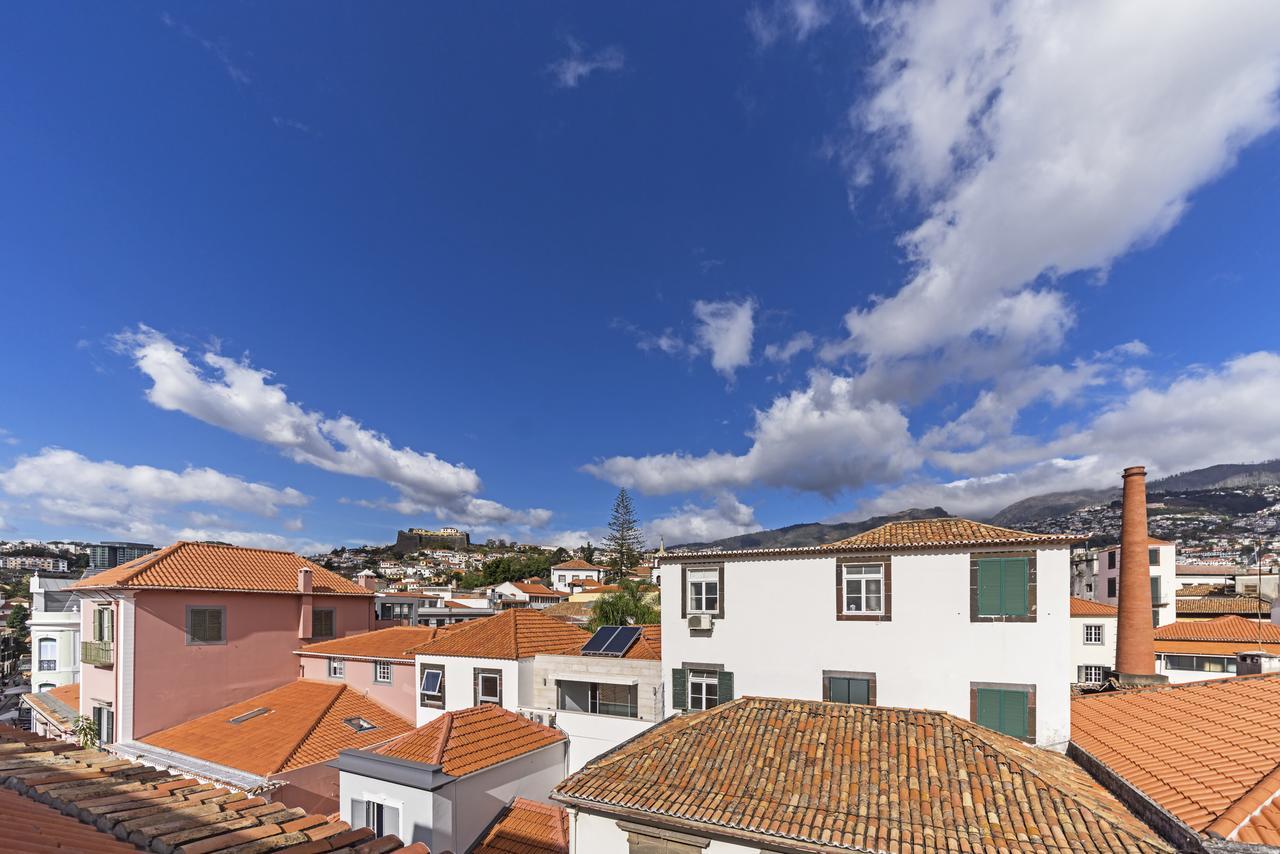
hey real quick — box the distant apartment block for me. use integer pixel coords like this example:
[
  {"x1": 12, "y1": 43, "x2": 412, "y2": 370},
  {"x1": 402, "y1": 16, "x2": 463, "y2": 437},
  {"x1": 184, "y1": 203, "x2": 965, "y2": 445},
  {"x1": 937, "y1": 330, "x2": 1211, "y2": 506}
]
[
  {"x1": 393, "y1": 526, "x2": 470, "y2": 554},
  {"x1": 87, "y1": 541, "x2": 155, "y2": 570},
  {"x1": 0, "y1": 555, "x2": 68, "y2": 572}
]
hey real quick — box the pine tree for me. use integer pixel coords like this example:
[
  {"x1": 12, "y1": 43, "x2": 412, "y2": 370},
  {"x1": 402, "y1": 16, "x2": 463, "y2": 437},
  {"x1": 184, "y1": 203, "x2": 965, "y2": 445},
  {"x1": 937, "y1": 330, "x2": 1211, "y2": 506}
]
[{"x1": 603, "y1": 488, "x2": 645, "y2": 577}]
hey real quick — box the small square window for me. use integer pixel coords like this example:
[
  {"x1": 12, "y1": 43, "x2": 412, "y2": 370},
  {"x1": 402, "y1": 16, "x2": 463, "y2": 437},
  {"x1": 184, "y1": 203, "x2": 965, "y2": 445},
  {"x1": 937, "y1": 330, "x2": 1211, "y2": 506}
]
[
  {"x1": 1080, "y1": 665, "x2": 1106, "y2": 684},
  {"x1": 687, "y1": 569, "x2": 720, "y2": 615},
  {"x1": 329, "y1": 658, "x2": 345, "y2": 679},
  {"x1": 1084, "y1": 624, "x2": 1104, "y2": 645},
  {"x1": 187, "y1": 607, "x2": 225, "y2": 645},
  {"x1": 312, "y1": 609, "x2": 336, "y2": 639},
  {"x1": 374, "y1": 661, "x2": 393, "y2": 684},
  {"x1": 476, "y1": 669, "x2": 502, "y2": 705}
]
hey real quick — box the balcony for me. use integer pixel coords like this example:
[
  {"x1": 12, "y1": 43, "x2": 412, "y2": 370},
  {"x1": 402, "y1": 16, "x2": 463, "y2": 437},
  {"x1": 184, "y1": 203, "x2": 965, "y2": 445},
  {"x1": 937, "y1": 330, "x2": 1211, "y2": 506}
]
[
  {"x1": 81, "y1": 640, "x2": 114, "y2": 667},
  {"x1": 37, "y1": 659, "x2": 56, "y2": 672}
]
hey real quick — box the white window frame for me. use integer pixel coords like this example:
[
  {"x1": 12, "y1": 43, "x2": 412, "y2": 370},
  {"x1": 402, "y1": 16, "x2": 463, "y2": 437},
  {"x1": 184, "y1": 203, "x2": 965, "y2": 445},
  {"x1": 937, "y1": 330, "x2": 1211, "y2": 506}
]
[
  {"x1": 841, "y1": 562, "x2": 885, "y2": 616},
  {"x1": 37, "y1": 637, "x2": 57, "y2": 671},
  {"x1": 477, "y1": 670, "x2": 502, "y2": 704},
  {"x1": 1083, "y1": 624, "x2": 1104, "y2": 645},
  {"x1": 1081, "y1": 665, "x2": 1106, "y2": 684},
  {"x1": 688, "y1": 669, "x2": 719, "y2": 711},
  {"x1": 329, "y1": 658, "x2": 345, "y2": 679},
  {"x1": 374, "y1": 660, "x2": 393, "y2": 684},
  {"x1": 687, "y1": 569, "x2": 720, "y2": 615}
]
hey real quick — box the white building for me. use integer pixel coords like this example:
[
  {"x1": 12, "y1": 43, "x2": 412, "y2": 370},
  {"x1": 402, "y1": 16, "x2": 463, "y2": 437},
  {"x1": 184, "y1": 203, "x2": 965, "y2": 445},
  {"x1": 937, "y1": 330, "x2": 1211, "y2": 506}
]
[
  {"x1": 656, "y1": 519, "x2": 1077, "y2": 747},
  {"x1": 1069, "y1": 596, "x2": 1117, "y2": 685},
  {"x1": 1093, "y1": 538, "x2": 1177, "y2": 627},
  {"x1": 1153, "y1": 615, "x2": 1280, "y2": 683},
  {"x1": 492, "y1": 581, "x2": 568, "y2": 610},
  {"x1": 549, "y1": 559, "x2": 607, "y2": 593},
  {"x1": 336, "y1": 704, "x2": 567, "y2": 852},
  {"x1": 28, "y1": 574, "x2": 81, "y2": 691}
]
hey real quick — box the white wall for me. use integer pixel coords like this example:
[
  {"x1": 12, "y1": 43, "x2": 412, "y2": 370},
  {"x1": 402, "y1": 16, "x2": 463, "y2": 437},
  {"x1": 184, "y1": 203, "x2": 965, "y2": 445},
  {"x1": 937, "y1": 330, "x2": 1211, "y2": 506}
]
[
  {"x1": 340, "y1": 770, "x2": 434, "y2": 846},
  {"x1": 1095, "y1": 543, "x2": 1176, "y2": 626},
  {"x1": 1069, "y1": 615, "x2": 1116, "y2": 683},
  {"x1": 661, "y1": 546, "x2": 1073, "y2": 747},
  {"x1": 414, "y1": 655, "x2": 521, "y2": 725},
  {"x1": 1156, "y1": 654, "x2": 1239, "y2": 684},
  {"x1": 441, "y1": 743, "x2": 567, "y2": 853},
  {"x1": 555, "y1": 711, "x2": 657, "y2": 772},
  {"x1": 570, "y1": 809, "x2": 753, "y2": 854}
]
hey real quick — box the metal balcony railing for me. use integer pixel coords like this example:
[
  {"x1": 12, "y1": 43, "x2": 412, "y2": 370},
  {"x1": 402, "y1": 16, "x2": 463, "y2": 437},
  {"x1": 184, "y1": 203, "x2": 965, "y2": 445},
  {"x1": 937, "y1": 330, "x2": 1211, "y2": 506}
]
[
  {"x1": 38, "y1": 660, "x2": 56, "y2": 672},
  {"x1": 81, "y1": 640, "x2": 114, "y2": 667}
]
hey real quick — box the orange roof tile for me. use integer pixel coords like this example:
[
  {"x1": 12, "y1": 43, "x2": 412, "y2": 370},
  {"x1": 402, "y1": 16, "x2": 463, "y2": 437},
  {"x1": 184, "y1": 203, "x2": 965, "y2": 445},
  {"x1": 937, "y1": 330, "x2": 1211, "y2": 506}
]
[
  {"x1": 1156, "y1": 615, "x2": 1280, "y2": 644},
  {"x1": 1176, "y1": 583, "x2": 1230, "y2": 597},
  {"x1": 374, "y1": 705, "x2": 564, "y2": 777},
  {"x1": 0, "y1": 725, "x2": 420, "y2": 853},
  {"x1": 823, "y1": 518, "x2": 1078, "y2": 551},
  {"x1": 1176, "y1": 596, "x2": 1271, "y2": 616},
  {"x1": 550, "y1": 558, "x2": 607, "y2": 571},
  {"x1": 297, "y1": 625, "x2": 455, "y2": 660},
  {"x1": 473, "y1": 798, "x2": 568, "y2": 854},
  {"x1": 409, "y1": 609, "x2": 590, "y2": 660},
  {"x1": 511, "y1": 582, "x2": 567, "y2": 597},
  {"x1": 70, "y1": 541, "x2": 371, "y2": 596},
  {"x1": 22, "y1": 683, "x2": 79, "y2": 730},
  {"x1": 1072, "y1": 674, "x2": 1280, "y2": 834},
  {"x1": 1071, "y1": 597, "x2": 1119, "y2": 617},
  {"x1": 1177, "y1": 564, "x2": 1258, "y2": 576},
  {"x1": 141, "y1": 679, "x2": 413, "y2": 776},
  {"x1": 556, "y1": 697, "x2": 1169, "y2": 853}
]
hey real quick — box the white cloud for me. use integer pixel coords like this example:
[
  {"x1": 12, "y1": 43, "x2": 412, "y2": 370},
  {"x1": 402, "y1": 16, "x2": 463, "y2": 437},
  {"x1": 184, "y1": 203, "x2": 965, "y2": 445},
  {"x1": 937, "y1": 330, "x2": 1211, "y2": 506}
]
[
  {"x1": 115, "y1": 326, "x2": 550, "y2": 528},
  {"x1": 548, "y1": 37, "x2": 625, "y2": 89},
  {"x1": 763, "y1": 332, "x2": 815, "y2": 364},
  {"x1": 648, "y1": 493, "x2": 760, "y2": 546},
  {"x1": 585, "y1": 370, "x2": 920, "y2": 495},
  {"x1": 747, "y1": 0, "x2": 832, "y2": 48},
  {"x1": 693, "y1": 298, "x2": 756, "y2": 381},
  {"x1": 172, "y1": 526, "x2": 332, "y2": 555},
  {"x1": 161, "y1": 13, "x2": 252, "y2": 86},
  {"x1": 829, "y1": 0, "x2": 1280, "y2": 375},
  {"x1": 283, "y1": 517, "x2": 305, "y2": 532}
]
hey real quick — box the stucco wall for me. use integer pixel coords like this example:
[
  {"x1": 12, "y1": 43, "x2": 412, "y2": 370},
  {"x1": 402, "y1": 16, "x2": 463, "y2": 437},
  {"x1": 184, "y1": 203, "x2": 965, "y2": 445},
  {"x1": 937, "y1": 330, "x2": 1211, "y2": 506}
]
[
  {"x1": 298, "y1": 655, "x2": 416, "y2": 721},
  {"x1": 340, "y1": 770, "x2": 435, "y2": 846},
  {"x1": 570, "y1": 810, "x2": 756, "y2": 853},
  {"x1": 555, "y1": 710, "x2": 658, "y2": 772},
  {"x1": 439, "y1": 743, "x2": 567, "y2": 854},
  {"x1": 530, "y1": 655, "x2": 664, "y2": 721},
  {"x1": 413, "y1": 655, "x2": 520, "y2": 725},
  {"x1": 1070, "y1": 615, "x2": 1117, "y2": 682},
  {"x1": 272, "y1": 760, "x2": 344, "y2": 815},
  {"x1": 78, "y1": 595, "x2": 118, "y2": 721},
  {"x1": 660, "y1": 546, "x2": 1074, "y2": 747}
]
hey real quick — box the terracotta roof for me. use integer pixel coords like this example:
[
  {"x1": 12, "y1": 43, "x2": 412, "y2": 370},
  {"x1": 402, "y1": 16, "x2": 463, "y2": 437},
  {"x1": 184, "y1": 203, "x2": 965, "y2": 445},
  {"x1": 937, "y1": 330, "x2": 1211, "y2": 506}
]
[
  {"x1": 511, "y1": 582, "x2": 567, "y2": 597},
  {"x1": 1176, "y1": 596, "x2": 1271, "y2": 616},
  {"x1": 472, "y1": 797, "x2": 568, "y2": 854},
  {"x1": 555, "y1": 696, "x2": 1170, "y2": 853},
  {"x1": 1071, "y1": 597, "x2": 1119, "y2": 617},
  {"x1": 1177, "y1": 564, "x2": 1257, "y2": 576},
  {"x1": 22, "y1": 683, "x2": 79, "y2": 731},
  {"x1": 297, "y1": 625, "x2": 454, "y2": 660},
  {"x1": 551, "y1": 558, "x2": 607, "y2": 571},
  {"x1": 1071, "y1": 674, "x2": 1280, "y2": 836},
  {"x1": 70, "y1": 541, "x2": 371, "y2": 596},
  {"x1": 1175, "y1": 583, "x2": 1229, "y2": 597},
  {"x1": 539, "y1": 600, "x2": 594, "y2": 625},
  {"x1": 1156, "y1": 615, "x2": 1280, "y2": 644},
  {"x1": 558, "y1": 624, "x2": 661, "y2": 660},
  {"x1": 409, "y1": 609, "x2": 590, "y2": 660},
  {"x1": 141, "y1": 680, "x2": 413, "y2": 776},
  {"x1": 0, "y1": 725, "x2": 424, "y2": 853},
  {"x1": 821, "y1": 518, "x2": 1078, "y2": 551},
  {"x1": 374, "y1": 705, "x2": 564, "y2": 777}
]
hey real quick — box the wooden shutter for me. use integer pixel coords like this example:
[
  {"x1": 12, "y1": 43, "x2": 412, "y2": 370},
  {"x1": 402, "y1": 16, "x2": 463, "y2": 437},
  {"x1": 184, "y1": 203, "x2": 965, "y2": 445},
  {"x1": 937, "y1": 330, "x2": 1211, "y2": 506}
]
[
  {"x1": 1001, "y1": 558, "x2": 1029, "y2": 616},
  {"x1": 671, "y1": 668, "x2": 687, "y2": 710},
  {"x1": 1001, "y1": 690, "x2": 1029, "y2": 740},
  {"x1": 977, "y1": 559, "x2": 1003, "y2": 615},
  {"x1": 207, "y1": 608, "x2": 224, "y2": 642},
  {"x1": 975, "y1": 688, "x2": 1000, "y2": 731},
  {"x1": 849, "y1": 678, "x2": 870, "y2": 705},
  {"x1": 717, "y1": 670, "x2": 734, "y2": 703}
]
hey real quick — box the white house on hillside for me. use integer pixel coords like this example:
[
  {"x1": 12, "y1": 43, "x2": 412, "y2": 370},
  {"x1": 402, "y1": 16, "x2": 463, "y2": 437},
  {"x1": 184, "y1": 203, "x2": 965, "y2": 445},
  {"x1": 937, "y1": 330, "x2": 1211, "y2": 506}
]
[
  {"x1": 656, "y1": 519, "x2": 1077, "y2": 747},
  {"x1": 549, "y1": 558, "x2": 607, "y2": 592}
]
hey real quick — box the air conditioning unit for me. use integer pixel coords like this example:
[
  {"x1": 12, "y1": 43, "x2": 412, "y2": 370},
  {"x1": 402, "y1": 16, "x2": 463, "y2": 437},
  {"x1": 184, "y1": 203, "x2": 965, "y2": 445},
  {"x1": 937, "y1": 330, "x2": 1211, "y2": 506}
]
[
  {"x1": 687, "y1": 614, "x2": 712, "y2": 631},
  {"x1": 522, "y1": 710, "x2": 557, "y2": 728}
]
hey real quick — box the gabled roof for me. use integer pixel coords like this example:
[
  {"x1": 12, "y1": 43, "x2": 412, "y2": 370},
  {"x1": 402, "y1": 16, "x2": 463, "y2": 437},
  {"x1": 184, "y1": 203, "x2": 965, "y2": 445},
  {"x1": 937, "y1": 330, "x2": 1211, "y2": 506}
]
[
  {"x1": 373, "y1": 705, "x2": 564, "y2": 777},
  {"x1": 69, "y1": 541, "x2": 371, "y2": 596},
  {"x1": 556, "y1": 697, "x2": 1169, "y2": 853},
  {"x1": 1176, "y1": 596, "x2": 1271, "y2": 616},
  {"x1": 409, "y1": 609, "x2": 590, "y2": 660},
  {"x1": 510, "y1": 582, "x2": 567, "y2": 597},
  {"x1": 296, "y1": 625, "x2": 454, "y2": 660},
  {"x1": 823, "y1": 518, "x2": 1078, "y2": 551},
  {"x1": 1071, "y1": 597, "x2": 1118, "y2": 617},
  {"x1": 473, "y1": 797, "x2": 569, "y2": 854},
  {"x1": 0, "y1": 725, "x2": 424, "y2": 853},
  {"x1": 140, "y1": 679, "x2": 413, "y2": 776},
  {"x1": 1072, "y1": 673, "x2": 1280, "y2": 838},
  {"x1": 1155, "y1": 615, "x2": 1280, "y2": 644},
  {"x1": 1177, "y1": 564, "x2": 1258, "y2": 576},
  {"x1": 1175, "y1": 583, "x2": 1229, "y2": 597},
  {"x1": 551, "y1": 558, "x2": 607, "y2": 571},
  {"x1": 21, "y1": 683, "x2": 78, "y2": 730}
]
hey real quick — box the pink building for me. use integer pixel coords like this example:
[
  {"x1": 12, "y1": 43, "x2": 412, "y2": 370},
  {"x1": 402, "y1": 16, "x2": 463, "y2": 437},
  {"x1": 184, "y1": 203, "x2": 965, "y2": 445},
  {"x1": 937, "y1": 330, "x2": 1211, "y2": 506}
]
[
  {"x1": 69, "y1": 541, "x2": 375, "y2": 746},
  {"x1": 296, "y1": 625, "x2": 455, "y2": 720}
]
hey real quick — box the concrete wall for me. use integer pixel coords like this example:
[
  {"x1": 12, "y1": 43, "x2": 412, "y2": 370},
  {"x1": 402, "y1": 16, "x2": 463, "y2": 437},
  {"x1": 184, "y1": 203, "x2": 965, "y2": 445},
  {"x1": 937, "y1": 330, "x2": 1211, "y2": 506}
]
[
  {"x1": 570, "y1": 810, "x2": 756, "y2": 853},
  {"x1": 555, "y1": 711, "x2": 657, "y2": 772},
  {"x1": 660, "y1": 546, "x2": 1074, "y2": 748},
  {"x1": 414, "y1": 655, "x2": 521, "y2": 725},
  {"x1": 298, "y1": 655, "x2": 416, "y2": 721},
  {"x1": 530, "y1": 655, "x2": 664, "y2": 721},
  {"x1": 1070, "y1": 615, "x2": 1117, "y2": 683}
]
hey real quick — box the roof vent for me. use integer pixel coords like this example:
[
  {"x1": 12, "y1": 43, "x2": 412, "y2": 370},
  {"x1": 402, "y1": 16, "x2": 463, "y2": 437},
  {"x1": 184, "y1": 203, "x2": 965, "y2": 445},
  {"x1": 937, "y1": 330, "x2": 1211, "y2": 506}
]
[{"x1": 228, "y1": 708, "x2": 270, "y2": 724}]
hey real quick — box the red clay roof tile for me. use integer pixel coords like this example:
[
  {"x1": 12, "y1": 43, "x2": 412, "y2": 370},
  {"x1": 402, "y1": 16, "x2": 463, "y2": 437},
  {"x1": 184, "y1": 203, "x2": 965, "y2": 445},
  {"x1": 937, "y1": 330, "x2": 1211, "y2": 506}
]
[
  {"x1": 297, "y1": 625, "x2": 455, "y2": 660},
  {"x1": 472, "y1": 797, "x2": 568, "y2": 853},
  {"x1": 408, "y1": 610, "x2": 589, "y2": 660},
  {"x1": 822, "y1": 518, "x2": 1078, "y2": 551},
  {"x1": 374, "y1": 705, "x2": 564, "y2": 777},
  {"x1": 1071, "y1": 597, "x2": 1119, "y2": 617}
]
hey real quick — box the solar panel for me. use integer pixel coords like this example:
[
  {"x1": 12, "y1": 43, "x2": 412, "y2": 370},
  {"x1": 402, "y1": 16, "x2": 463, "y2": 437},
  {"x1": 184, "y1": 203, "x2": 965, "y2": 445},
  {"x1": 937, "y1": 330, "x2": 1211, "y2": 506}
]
[
  {"x1": 581, "y1": 626, "x2": 620, "y2": 655},
  {"x1": 601, "y1": 625, "x2": 641, "y2": 656}
]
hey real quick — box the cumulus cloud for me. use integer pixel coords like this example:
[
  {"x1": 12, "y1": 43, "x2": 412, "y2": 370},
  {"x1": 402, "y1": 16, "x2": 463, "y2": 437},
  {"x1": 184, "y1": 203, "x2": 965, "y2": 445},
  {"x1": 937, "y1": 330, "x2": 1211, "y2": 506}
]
[
  {"x1": 548, "y1": 37, "x2": 625, "y2": 88},
  {"x1": 693, "y1": 298, "x2": 756, "y2": 381},
  {"x1": 115, "y1": 326, "x2": 550, "y2": 528},
  {"x1": 648, "y1": 493, "x2": 760, "y2": 546},
  {"x1": 585, "y1": 370, "x2": 920, "y2": 495},
  {"x1": 763, "y1": 332, "x2": 815, "y2": 364}
]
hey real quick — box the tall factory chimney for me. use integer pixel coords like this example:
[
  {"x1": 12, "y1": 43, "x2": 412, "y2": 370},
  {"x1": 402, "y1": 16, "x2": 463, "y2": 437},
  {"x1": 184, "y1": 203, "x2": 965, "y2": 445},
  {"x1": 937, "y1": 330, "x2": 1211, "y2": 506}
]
[{"x1": 1112, "y1": 465, "x2": 1166, "y2": 684}]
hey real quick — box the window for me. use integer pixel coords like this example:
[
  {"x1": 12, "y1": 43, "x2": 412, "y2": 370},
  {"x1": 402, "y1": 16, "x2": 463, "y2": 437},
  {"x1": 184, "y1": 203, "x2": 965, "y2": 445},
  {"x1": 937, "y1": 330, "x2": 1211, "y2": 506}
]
[
  {"x1": 475, "y1": 668, "x2": 502, "y2": 705},
  {"x1": 1084, "y1": 624, "x2": 1104, "y2": 645},
  {"x1": 329, "y1": 658, "x2": 345, "y2": 678},
  {"x1": 591, "y1": 683, "x2": 637, "y2": 717},
  {"x1": 379, "y1": 602, "x2": 412, "y2": 620},
  {"x1": 91, "y1": 705, "x2": 114, "y2": 745},
  {"x1": 824, "y1": 673, "x2": 874, "y2": 705},
  {"x1": 92, "y1": 607, "x2": 114, "y2": 642},
  {"x1": 374, "y1": 661, "x2": 393, "y2": 684},
  {"x1": 686, "y1": 569, "x2": 719, "y2": 615},
  {"x1": 37, "y1": 682, "x2": 55, "y2": 692},
  {"x1": 1108, "y1": 550, "x2": 1117, "y2": 569},
  {"x1": 419, "y1": 665, "x2": 445, "y2": 708},
  {"x1": 229, "y1": 708, "x2": 269, "y2": 724},
  {"x1": 353, "y1": 800, "x2": 399, "y2": 838},
  {"x1": 1148, "y1": 547, "x2": 1161, "y2": 566},
  {"x1": 975, "y1": 557, "x2": 1030, "y2": 617},
  {"x1": 186, "y1": 607, "x2": 225, "y2": 645},
  {"x1": 1079, "y1": 665, "x2": 1106, "y2": 684},
  {"x1": 312, "y1": 608, "x2": 336, "y2": 639},
  {"x1": 1163, "y1": 654, "x2": 1236, "y2": 673},
  {"x1": 38, "y1": 638, "x2": 56, "y2": 671},
  {"x1": 687, "y1": 670, "x2": 719, "y2": 711},
  {"x1": 840, "y1": 563, "x2": 885, "y2": 615},
  {"x1": 1107, "y1": 577, "x2": 1117, "y2": 598},
  {"x1": 974, "y1": 687, "x2": 1031, "y2": 741}
]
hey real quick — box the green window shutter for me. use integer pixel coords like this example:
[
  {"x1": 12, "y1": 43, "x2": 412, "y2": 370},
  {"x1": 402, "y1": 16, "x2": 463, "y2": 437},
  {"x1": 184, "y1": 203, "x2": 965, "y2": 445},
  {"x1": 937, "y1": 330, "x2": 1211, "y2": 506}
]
[
  {"x1": 1000, "y1": 690, "x2": 1029, "y2": 740},
  {"x1": 849, "y1": 678, "x2": 870, "y2": 705},
  {"x1": 717, "y1": 670, "x2": 734, "y2": 703},
  {"x1": 1001, "y1": 558, "x2": 1029, "y2": 616},
  {"x1": 671, "y1": 668, "x2": 687, "y2": 710},
  {"x1": 975, "y1": 688, "x2": 1001, "y2": 731},
  {"x1": 977, "y1": 559, "x2": 1003, "y2": 615}
]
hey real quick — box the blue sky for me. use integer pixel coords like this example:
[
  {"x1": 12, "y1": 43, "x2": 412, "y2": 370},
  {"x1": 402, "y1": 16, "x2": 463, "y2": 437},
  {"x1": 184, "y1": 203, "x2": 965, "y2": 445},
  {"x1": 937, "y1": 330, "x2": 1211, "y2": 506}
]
[{"x1": 3, "y1": 2, "x2": 1280, "y2": 552}]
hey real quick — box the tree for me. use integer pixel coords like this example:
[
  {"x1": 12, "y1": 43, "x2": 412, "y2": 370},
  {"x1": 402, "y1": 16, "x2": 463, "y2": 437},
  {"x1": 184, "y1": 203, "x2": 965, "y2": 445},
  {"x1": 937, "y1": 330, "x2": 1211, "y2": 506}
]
[
  {"x1": 579, "y1": 541, "x2": 596, "y2": 564},
  {"x1": 549, "y1": 547, "x2": 570, "y2": 565},
  {"x1": 6, "y1": 603, "x2": 28, "y2": 632},
  {"x1": 603, "y1": 489, "x2": 645, "y2": 578},
  {"x1": 588, "y1": 579, "x2": 660, "y2": 631}
]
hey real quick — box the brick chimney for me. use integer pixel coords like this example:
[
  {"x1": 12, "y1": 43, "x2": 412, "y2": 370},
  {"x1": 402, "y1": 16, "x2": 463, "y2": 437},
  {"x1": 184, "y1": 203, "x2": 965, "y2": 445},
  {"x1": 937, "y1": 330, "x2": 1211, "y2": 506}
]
[
  {"x1": 356, "y1": 569, "x2": 378, "y2": 592},
  {"x1": 1113, "y1": 466, "x2": 1166, "y2": 684},
  {"x1": 298, "y1": 565, "x2": 314, "y2": 639}
]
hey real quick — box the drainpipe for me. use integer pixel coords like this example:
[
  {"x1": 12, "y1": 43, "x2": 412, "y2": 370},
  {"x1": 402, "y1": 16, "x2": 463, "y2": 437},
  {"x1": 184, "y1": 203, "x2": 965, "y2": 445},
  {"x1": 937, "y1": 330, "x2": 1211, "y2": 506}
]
[{"x1": 298, "y1": 566, "x2": 314, "y2": 640}]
